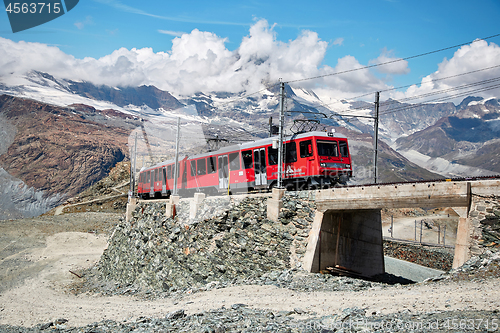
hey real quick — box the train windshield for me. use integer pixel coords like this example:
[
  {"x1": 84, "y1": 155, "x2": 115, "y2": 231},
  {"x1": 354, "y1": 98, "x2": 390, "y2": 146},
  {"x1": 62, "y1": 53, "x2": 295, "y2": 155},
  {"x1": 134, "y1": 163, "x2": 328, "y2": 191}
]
[
  {"x1": 317, "y1": 140, "x2": 339, "y2": 157},
  {"x1": 339, "y1": 141, "x2": 349, "y2": 157}
]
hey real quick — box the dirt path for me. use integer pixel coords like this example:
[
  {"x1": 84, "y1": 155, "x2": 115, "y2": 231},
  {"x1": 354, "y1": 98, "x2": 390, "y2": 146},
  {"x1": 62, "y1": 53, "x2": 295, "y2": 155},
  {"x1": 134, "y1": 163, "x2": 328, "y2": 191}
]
[
  {"x1": 382, "y1": 214, "x2": 458, "y2": 245},
  {"x1": 0, "y1": 227, "x2": 499, "y2": 328}
]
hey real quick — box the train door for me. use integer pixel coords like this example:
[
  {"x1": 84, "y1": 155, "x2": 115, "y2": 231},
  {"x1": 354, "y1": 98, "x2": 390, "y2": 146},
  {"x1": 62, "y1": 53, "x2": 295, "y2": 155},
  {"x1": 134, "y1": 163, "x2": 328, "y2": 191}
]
[
  {"x1": 253, "y1": 148, "x2": 267, "y2": 186},
  {"x1": 149, "y1": 169, "x2": 154, "y2": 197},
  {"x1": 162, "y1": 167, "x2": 167, "y2": 194},
  {"x1": 218, "y1": 155, "x2": 229, "y2": 190},
  {"x1": 181, "y1": 162, "x2": 187, "y2": 189}
]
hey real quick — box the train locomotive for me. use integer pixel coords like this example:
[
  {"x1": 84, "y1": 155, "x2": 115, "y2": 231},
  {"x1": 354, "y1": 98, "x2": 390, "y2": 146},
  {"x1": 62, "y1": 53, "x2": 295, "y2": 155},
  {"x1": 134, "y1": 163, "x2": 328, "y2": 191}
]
[{"x1": 137, "y1": 131, "x2": 352, "y2": 199}]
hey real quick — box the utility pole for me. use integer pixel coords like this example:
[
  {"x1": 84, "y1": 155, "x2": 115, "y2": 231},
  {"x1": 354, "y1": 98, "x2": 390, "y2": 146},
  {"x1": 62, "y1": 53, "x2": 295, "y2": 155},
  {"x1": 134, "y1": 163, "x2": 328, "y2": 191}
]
[
  {"x1": 132, "y1": 133, "x2": 137, "y2": 197},
  {"x1": 129, "y1": 133, "x2": 138, "y2": 201},
  {"x1": 373, "y1": 91, "x2": 380, "y2": 184},
  {"x1": 173, "y1": 117, "x2": 180, "y2": 195},
  {"x1": 277, "y1": 80, "x2": 285, "y2": 188}
]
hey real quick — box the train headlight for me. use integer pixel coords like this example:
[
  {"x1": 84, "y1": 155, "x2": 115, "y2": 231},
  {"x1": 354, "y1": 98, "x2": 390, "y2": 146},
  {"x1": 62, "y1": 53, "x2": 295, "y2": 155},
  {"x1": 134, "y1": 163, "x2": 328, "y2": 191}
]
[
  {"x1": 320, "y1": 163, "x2": 326, "y2": 167},
  {"x1": 346, "y1": 164, "x2": 351, "y2": 168}
]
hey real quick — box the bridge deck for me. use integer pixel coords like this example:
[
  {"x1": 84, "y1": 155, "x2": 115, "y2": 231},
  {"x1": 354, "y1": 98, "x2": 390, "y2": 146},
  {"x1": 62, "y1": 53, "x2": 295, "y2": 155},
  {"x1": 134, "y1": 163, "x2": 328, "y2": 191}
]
[{"x1": 316, "y1": 181, "x2": 472, "y2": 211}]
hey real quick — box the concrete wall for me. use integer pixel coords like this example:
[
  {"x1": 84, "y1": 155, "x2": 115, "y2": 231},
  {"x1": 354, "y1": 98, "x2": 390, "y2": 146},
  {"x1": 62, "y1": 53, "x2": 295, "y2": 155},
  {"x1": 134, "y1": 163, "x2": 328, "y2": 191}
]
[
  {"x1": 304, "y1": 209, "x2": 385, "y2": 278},
  {"x1": 452, "y1": 180, "x2": 500, "y2": 268},
  {"x1": 453, "y1": 193, "x2": 500, "y2": 268}
]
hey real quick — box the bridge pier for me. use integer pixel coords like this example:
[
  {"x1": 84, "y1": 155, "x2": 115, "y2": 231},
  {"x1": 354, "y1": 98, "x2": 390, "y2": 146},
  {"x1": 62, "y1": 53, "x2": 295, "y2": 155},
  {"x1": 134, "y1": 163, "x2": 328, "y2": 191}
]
[
  {"x1": 165, "y1": 195, "x2": 180, "y2": 218},
  {"x1": 125, "y1": 197, "x2": 138, "y2": 222},
  {"x1": 190, "y1": 193, "x2": 206, "y2": 219},
  {"x1": 267, "y1": 188, "x2": 286, "y2": 222},
  {"x1": 303, "y1": 209, "x2": 385, "y2": 278},
  {"x1": 453, "y1": 216, "x2": 472, "y2": 269}
]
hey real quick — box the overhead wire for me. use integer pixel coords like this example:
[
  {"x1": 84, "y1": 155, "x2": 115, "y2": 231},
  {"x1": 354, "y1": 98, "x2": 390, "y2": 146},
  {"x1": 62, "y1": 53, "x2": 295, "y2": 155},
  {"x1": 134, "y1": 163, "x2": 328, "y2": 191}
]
[
  {"x1": 284, "y1": 33, "x2": 500, "y2": 85},
  {"x1": 298, "y1": 63, "x2": 500, "y2": 111},
  {"x1": 326, "y1": 75, "x2": 500, "y2": 117},
  {"x1": 322, "y1": 77, "x2": 500, "y2": 123},
  {"x1": 379, "y1": 76, "x2": 500, "y2": 107},
  {"x1": 380, "y1": 83, "x2": 500, "y2": 116},
  {"x1": 379, "y1": 64, "x2": 500, "y2": 95}
]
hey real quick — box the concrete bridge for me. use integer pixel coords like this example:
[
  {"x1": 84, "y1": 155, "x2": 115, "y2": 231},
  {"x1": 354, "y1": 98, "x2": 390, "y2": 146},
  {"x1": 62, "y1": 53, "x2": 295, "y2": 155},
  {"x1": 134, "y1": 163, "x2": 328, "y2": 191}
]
[
  {"x1": 127, "y1": 178, "x2": 500, "y2": 279},
  {"x1": 291, "y1": 179, "x2": 499, "y2": 278}
]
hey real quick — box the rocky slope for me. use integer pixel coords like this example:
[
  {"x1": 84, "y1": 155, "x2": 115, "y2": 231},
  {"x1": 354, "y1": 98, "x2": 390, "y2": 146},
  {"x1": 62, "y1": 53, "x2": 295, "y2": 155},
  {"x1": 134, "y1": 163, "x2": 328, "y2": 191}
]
[
  {"x1": 93, "y1": 193, "x2": 316, "y2": 293},
  {"x1": 394, "y1": 97, "x2": 500, "y2": 176},
  {"x1": 0, "y1": 95, "x2": 136, "y2": 216}
]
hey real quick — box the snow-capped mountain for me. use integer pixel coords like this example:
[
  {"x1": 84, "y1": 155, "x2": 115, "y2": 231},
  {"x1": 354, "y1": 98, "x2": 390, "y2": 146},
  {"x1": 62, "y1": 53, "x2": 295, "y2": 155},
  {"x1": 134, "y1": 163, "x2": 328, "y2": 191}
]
[
  {"x1": 1, "y1": 70, "x2": 499, "y2": 218},
  {"x1": 393, "y1": 97, "x2": 500, "y2": 177}
]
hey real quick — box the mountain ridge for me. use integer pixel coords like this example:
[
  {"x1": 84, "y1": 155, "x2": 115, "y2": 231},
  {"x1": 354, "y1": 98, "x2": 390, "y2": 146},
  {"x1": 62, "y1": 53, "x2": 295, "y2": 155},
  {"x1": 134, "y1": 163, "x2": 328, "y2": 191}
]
[
  {"x1": 1, "y1": 70, "x2": 499, "y2": 217},
  {"x1": 0, "y1": 94, "x2": 136, "y2": 219}
]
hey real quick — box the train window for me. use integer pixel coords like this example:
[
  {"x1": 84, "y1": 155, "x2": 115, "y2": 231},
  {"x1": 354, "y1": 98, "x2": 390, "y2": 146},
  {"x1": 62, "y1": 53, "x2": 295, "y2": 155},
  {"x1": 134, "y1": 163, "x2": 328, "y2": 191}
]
[
  {"x1": 229, "y1": 152, "x2": 240, "y2": 170},
  {"x1": 207, "y1": 157, "x2": 216, "y2": 174},
  {"x1": 285, "y1": 142, "x2": 297, "y2": 163},
  {"x1": 155, "y1": 168, "x2": 159, "y2": 182},
  {"x1": 299, "y1": 140, "x2": 313, "y2": 158},
  {"x1": 242, "y1": 150, "x2": 253, "y2": 169},
  {"x1": 268, "y1": 147, "x2": 278, "y2": 165},
  {"x1": 197, "y1": 159, "x2": 206, "y2": 175},
  {"x1": 167, "y1": 165, "x2": 172, "y2": 179},
  {"x1": 317, "y1": 140, "x2": 339, "y2": 157},
  {"x1": 146, "y1": 171, "x2": 150, "y2": 183},
  {"x1": 162, "y1": 167, "x2": 167, "y2": 183},
  {"x1": 190, "y1": 160, "x2": 196, "y2": 177},
  {"x1": 339, "y1": 141, "x2": 349, "y2": 157}
]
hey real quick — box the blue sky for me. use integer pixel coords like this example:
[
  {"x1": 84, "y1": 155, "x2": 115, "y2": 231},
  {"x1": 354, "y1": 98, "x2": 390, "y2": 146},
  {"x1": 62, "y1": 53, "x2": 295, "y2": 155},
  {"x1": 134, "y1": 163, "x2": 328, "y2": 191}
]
[{"x1": 1, "y1": 0, "x2": 500, "y2": 101}]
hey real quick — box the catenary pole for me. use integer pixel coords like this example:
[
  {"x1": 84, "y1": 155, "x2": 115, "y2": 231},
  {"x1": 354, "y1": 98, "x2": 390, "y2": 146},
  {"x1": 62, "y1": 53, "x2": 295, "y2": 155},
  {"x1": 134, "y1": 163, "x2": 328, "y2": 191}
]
[
  {"x1": 132, "y1": 133, "x2": 137, "y2": 197},
  {"x1": 173, "y1": 117, "x2": 180, "y2": 195},
  {"x1": 277, "y1": 80, "x2": 285, "y2": 188},
  {"x1": 373, "y1": 91, "x2": 380, "y2": 184}
]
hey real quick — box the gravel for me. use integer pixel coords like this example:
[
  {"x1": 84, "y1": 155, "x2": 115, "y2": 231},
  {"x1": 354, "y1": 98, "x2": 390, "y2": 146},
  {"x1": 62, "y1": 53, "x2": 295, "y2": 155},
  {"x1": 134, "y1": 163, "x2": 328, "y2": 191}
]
[
  {"x1": 2, "y1": 193, "x2": 499, "y2": 332},
  {"x1": 1, "y1": 308, "x2": 499, "y2": 332}
]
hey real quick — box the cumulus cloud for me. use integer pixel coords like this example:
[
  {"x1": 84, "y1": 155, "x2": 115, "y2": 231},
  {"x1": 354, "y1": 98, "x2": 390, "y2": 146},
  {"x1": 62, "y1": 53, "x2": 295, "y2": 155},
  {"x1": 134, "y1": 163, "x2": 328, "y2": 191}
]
[
  {"x1": 391, "y1": 40, "x2": 500, "y2": 103},
  {"x1": 1, "y1": 19, "x2": 391, "y2": 96},
  {"x1": 27, "y1": 18, "x2": 500, "y2": 102}
]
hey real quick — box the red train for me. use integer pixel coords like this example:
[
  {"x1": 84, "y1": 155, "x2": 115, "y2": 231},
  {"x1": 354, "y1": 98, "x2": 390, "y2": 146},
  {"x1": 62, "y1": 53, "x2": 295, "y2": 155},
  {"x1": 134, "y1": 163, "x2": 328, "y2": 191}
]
[{"x1": 137, "y1": 131, "x2": 352, "y2": 199}]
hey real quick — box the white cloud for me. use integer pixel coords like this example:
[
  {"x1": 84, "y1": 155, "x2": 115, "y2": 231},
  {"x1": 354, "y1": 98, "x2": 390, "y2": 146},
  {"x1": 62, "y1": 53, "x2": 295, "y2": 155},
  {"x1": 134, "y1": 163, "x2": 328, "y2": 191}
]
[
  {"x1": 0, "y1": 19, "x2": 393, "y2": 97},
  {"x1": 392, "y1": 40, "x2": 500, "y2": 103}
]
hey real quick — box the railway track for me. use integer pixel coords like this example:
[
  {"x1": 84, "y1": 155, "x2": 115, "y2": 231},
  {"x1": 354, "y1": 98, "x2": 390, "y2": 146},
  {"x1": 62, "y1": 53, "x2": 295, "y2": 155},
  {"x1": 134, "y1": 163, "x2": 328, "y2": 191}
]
[
  {"x1": 134, "y1": 175, "x2": 500, "y2": 201},
  {"x1": 343, "y1": 174, "x2": 500, "y2": 190}
]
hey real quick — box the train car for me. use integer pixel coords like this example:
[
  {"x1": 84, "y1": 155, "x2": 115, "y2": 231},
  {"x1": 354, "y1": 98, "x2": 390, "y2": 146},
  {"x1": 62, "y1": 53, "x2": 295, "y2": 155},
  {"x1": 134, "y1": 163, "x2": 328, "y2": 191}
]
[{"x1": 137, "y1": 131, "x2": 352, "y2": 198}]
